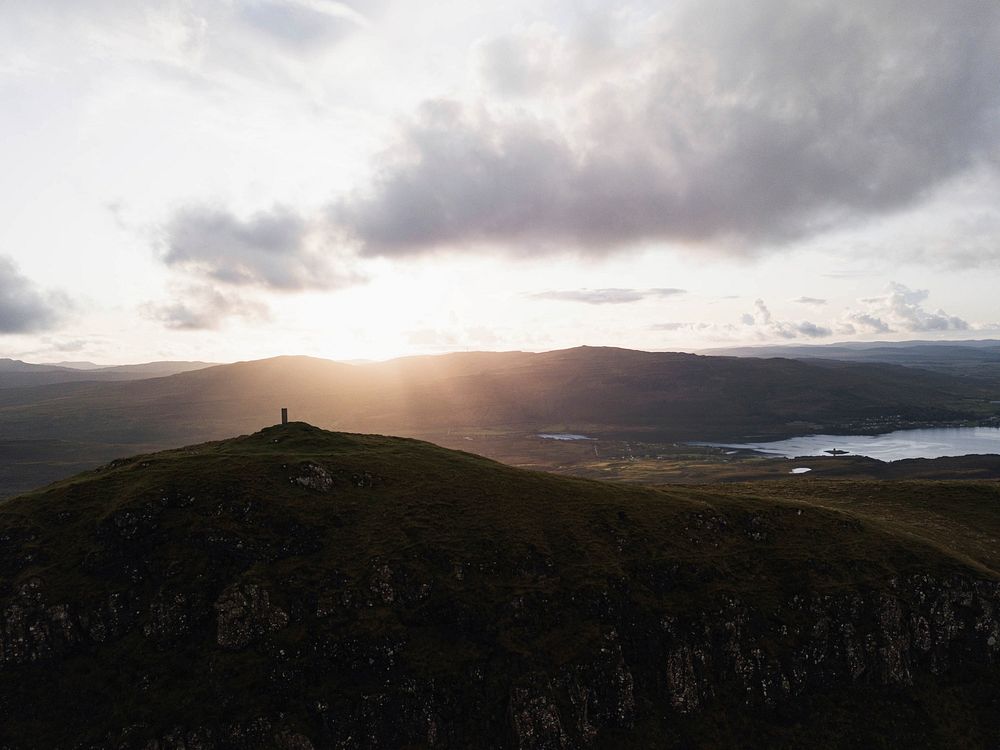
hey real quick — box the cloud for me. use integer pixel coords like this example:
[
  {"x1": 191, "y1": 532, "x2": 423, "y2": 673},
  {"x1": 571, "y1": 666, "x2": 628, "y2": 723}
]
[
  {"x1": 162, "y1": 205, "x2": 363, "y2": 290},
  {"x1": 792, "y1": 296, "x2": 826, "y2": 306},
  {"x1": 743, "y1": 299, "x2": 832, "y2": 339},
  {"x1": 651, "y1": 322, "x2": 713, "y2": 332},
  {"x1": 49, "y1": 339, "x2": 88, "y2": 353},
  {"x1": 839, "y1": 315, "x2": 889, "y2": 336},
  {"x1": 475, "y1": 28, "x2": 557, "y2": 98},
  {"x1": 0, "y1": 256, "x2": 67, "y2": 334},
  {"x1": 0, "y1": 0, "x2": 369, "y2": 100},
  {"x1": 473, "y1": 18, "x2": 616, "y2": 99},
  {"x1": 235, "y1": 0, "x2": 365, "y2": 51},
  {"x1": 793, "y1": 321, "x2": 835, "y2": 339},
  {"x1": 529, "y1": 287, "x2": 685, "y2": 305},
  {"x1": 653, "y1": 301, "x2": 831, "y2": 340},
  {"x1": 143, "y1": 286, "x2": 270, "y2": 331},
  {"x1": 330, "y1": 1, "x2": 1000, "y2": 258},
  {"x1": 404, "y1": 325, "x2": 506, "y2": 351},
  {"x1": 844, "y1": 283, "x2": 969, "y2": 334},
  {"x1": 859, "y1": 170, "x2": 1000, "y2": 270}
]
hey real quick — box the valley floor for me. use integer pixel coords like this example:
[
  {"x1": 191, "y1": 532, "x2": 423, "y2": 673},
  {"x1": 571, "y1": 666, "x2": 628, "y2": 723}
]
[{"x1": 423, "y1": 431, "x2": 1000, "y2": 486}]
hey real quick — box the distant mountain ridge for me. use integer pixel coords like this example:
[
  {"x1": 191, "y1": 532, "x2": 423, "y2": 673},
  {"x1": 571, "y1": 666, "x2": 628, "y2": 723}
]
[
  {"x1": 43, "y1": 361, "x2": 103, "y2": 370},
  {"x1": 0, "y1": 358, "x2": 70, "y2": 373},
  {"x1": 0, "y1": 345, "x2": 997, "y2": 497},
  {"x1": 0, "y1": 359, "x2": 216, "y2": 388},
  {"x1": 2, "y1": 346, "x2": 998, "y2": 445},
  {"x1": 702, "y1": 340, "x2": 1000, "y2": 376},
  {"x1": 704, "y1": 339, "x2": 1000, "y2": 353}
]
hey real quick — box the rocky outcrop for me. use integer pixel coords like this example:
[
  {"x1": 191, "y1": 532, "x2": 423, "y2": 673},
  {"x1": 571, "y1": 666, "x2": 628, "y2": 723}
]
[
  {"x1": 637, "y1": 576, "x2": 1000, "y2": 716},
  {"x1": 121, "y1": 719, "x2": 315, "y2": 750},
  {"x1": 2, "y1": 562, "x2": 998, "y2": 749},
  {"x1": 214, "y1": 583, "x2": 288, "y2": 650},
  {"x1": 143, "y1": 591, "x2": 193, "y2": 647},
  {"x1": 510, "y1": 687, "x2": 569, "y2": 750},
  {"x1": 0, "y1": 579, "x2": 133, "y2": 667},
  {"x1": 291, "y1": 463, "x2": 334, "y2": 492},
  {"x1": 510, "y1": 633, "x2": 636, "y2": 750},
  {"x1": 287, "y1": 462, "x2": 379, "y2": 492}
]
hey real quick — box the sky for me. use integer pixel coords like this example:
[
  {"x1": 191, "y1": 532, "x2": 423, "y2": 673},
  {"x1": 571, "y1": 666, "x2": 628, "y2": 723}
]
[{"x1": 1, "y1": 0, "x2": 999, "y2": 364}]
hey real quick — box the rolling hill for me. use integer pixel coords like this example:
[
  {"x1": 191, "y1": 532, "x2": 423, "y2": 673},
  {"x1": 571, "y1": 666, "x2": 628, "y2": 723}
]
[
  {"x1": 0, "y1": 423, "x2": 997, "y2": 748},
  {"x1": 1, "y1": 346, "x2": 997, "y2": 443},
  {"x1": 0, "y1": 359, "x2": 215, "y2": 389},
  {"x1": 0, "y1": 346, "x2": 998, "y2": 498},
  {"x1": 703, "y1": 340, "x2": 1000, "y2": 377}
]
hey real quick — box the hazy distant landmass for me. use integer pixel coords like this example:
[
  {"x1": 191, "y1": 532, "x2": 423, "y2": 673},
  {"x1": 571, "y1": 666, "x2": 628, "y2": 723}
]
[
  {"x1": 0, "y1": 359, "x2": 216, "y2": 389},
  {"x1": 703, "y1": 340, "x2": 1000, "y2": 377},
  {"x1": 43, "y1": 361, "x2": 105, "y2": 370},
  {"x1": 0, "y1": 345, "x2": 998, "y2": 498},
  {"x1": 2, "y1": 345, "x2": 996, "y2": 443}
]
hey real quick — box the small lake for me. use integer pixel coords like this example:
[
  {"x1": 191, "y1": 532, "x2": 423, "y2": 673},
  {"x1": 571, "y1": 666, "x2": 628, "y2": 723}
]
[
  {"x1": 696, "y1": 426, "x2": 1000, "y2": 461},
  {"x1": 538, "y1": 433, "x2": 595, "y2": 441}
]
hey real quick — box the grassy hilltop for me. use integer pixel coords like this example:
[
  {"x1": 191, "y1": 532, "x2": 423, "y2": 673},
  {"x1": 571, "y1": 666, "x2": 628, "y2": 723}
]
[{"x1": 1, "y1": 423, "x2": 999, "y2": 748}]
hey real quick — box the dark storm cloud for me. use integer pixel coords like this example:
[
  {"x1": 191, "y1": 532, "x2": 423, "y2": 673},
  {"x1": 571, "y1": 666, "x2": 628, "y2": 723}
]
[
  {"x1": 0, "y1": 257, "x2": 65, "y2": 334},
  {"x1": 529, "y1": 287, "x2": 686, "y2": 305},
  {"x1": 163, "y1": 205, "x2": 361, "y2": 290},
  {"x1": 332, "y1": 0, "x2": 1000, "y2": 257},
  {"x1": 144, "y1": 286, "x2": 269, "y2": 331}
]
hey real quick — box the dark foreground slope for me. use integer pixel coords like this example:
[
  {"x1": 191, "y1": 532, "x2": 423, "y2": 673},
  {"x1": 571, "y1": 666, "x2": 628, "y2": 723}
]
[{"x1": 1, "y1": 424, "x2": 999, "y2": 748}]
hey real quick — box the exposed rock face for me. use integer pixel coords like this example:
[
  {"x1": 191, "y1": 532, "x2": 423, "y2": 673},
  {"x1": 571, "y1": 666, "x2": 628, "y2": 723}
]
[
  {"x1": 144, "y1": 591, "x2": 192, "y2": 646},
  {"x1": 214, "y1": 583, "x2": 289, "y2": 650},
  {"x1": 289, "y1": 462, "x2": 378, "y2": 492},
  {"x1": 291, "y1": 463, "x2": 334, "y2": 492},
  {"x1": 642, "y1": 577, "x2": 1000, "y2": 714},
  {"x1": 665, "y1": 637, "x2": 704, "y2": 713},
  {"x1": 2, "y1": 568, "x2": 998, "y2": 748},
  {"x1": 134, "y1": 721, "x2": 315, "y2": 750},
  {"x1": 510, "y1": 687, "x2": 569, "y2": 749},
  {"x1": 555, "y1": 629, "x2": 635, "y2": 740},
  {"x1": 0, "y1": 579, "x2": 133, "y2": 667}
]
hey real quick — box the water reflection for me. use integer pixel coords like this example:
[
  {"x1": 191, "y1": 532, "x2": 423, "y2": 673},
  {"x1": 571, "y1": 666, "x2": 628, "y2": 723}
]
[{"x1": 697, "y1": 427, "x2": 1000, "y2": 461}]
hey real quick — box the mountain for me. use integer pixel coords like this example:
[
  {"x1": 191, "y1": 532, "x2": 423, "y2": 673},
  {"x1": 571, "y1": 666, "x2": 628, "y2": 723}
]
[
  {"x1": 0, "y1": 358, "x2": 68, "y2": 373},
  {"x1": 84, "y1": 360, "x2": 218, "y2": 376},
  {"x1": 706, "y1": 339, "x2": 1000, "y2": 352},
  {"x1": 0, "y1": 346, "x2": 998, "y2": 498},
  {"x1": 44, "y1": 361, "x2": 104, "y2": 370},
  {"x1": 0, "y1": 423, "x2": 997, "y2": 748},
  {"x1": 0, "y1": 359, "x2": 216, "y2": 389},
  {"x1": 2, "y1": 347, "x2": 997, "y2": 444},
  {"x1": 703, "y1": 340, "x2": 1000, "y2": 377}
]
